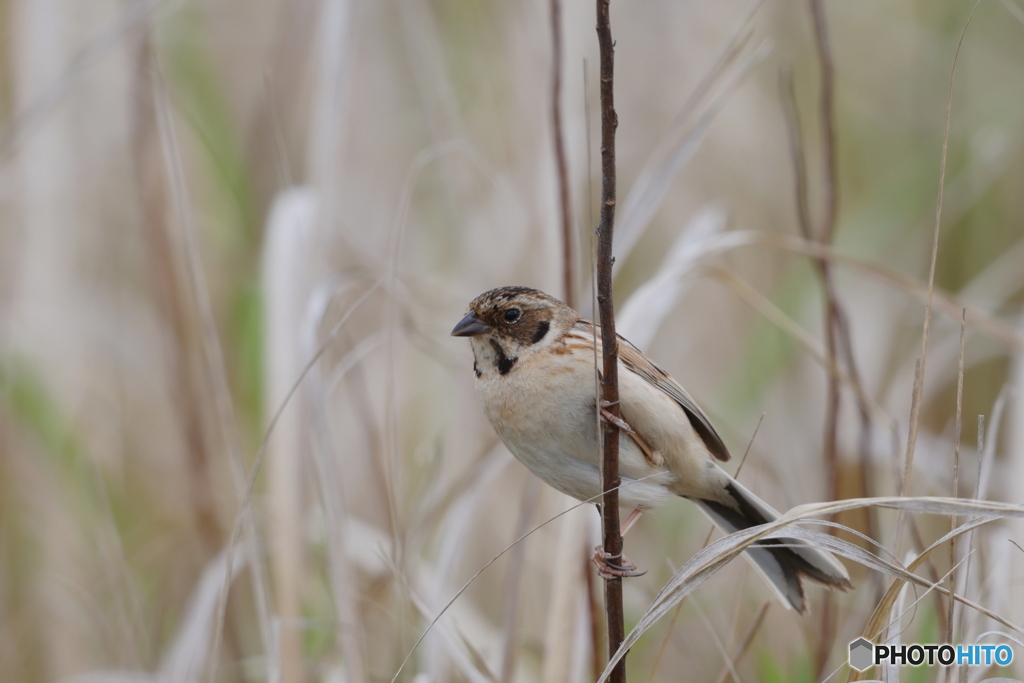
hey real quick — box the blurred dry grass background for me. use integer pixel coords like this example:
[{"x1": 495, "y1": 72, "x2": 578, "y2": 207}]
[{"x1": 1, "y1": 0, "x2": 1023, "y2": 681}]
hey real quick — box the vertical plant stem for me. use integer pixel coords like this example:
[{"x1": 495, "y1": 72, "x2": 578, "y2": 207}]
[
  {"x1": 806, "y1": 3, "x2": 863, "y2": 673},
  {"x1": 595, "y1": 1, "x2": 625, "y2": 681},
  {"x1": 551, "y1": 0, "x2": 575, "y2": 307},
  {"x1": 807, "y1": 1, "x2": 841, "y2": 520},
  {"x1": 582, "y1": 57, "x2": 606, "y2": 679},
  {"x1": 945, "y1": 309, "x2": 966, "y2": 683},
  {"x1": 957, "y1": 413, "x2": 985, "y2": 683},
  {"x1": 807, "y1": 0, "x2": 843, "y2": 510},
  {"x1": 897, "y1": 0, "x2": 980, "y2": 558}
]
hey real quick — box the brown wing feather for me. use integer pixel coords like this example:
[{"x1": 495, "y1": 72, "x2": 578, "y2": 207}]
[{"x1": 573, "y1": 320, "x2": 732, "y2": 462}]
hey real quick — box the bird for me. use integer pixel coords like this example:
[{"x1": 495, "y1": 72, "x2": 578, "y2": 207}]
[{"x1": 451, "y1": 285, "x2": 851, "y2": 613}]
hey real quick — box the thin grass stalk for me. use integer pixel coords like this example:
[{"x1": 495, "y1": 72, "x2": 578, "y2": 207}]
[
  {"x1": 551, "y1": 0, "x2": 575, "y2": 307},
  {"x1": 708, "y1": 267, "x2": 891, "y2": 424},
  {"x1": 897, "y1": 0, "x2": 982, "y2": 556},
  {"x1": 150, "y1": 62, "x2": 278, "y2": 683},
  {"x1": 594, "y1": 1, "x2": 625, "y2": 680},
  {"x1": 604, "y1": 498, "x2": 1024, "y2": 683},
  {"x1": 0, "y1": 0, "x2": 170, "y2": 159},
  {"x1": 797, "y1": 19, "x2": 884, "y2": 658},
  {"x1": 303, "y1": 284, "x2": 368, "y2": 683},
  {"x1": 958, "y1": 412, "x2": 986, "y2": 683},
  {"x1": 646, "y1": 416, "x2": 763, "y2": 683},
  {"x1": 612, "y1": 38, "x2": 771, "y2": 277},
  {"x1": 945, "y1": 310, "x2": 966, "y2": 683},
  {"x1": 679, "y1": 230, "x2": 1024, "y2": 350},
  {"x1": 694, "y1": 601, "x2": 743, "y2": 683},
  {"x1": 712, "y1": 602, "x2": 770, "y2": 683},
  {"x1": 211, "y1": 281, "x2": 379, "y2": 683},
  {"x1": 538, "y1": 6, "x2": 581, "y2": 675},
  {"x1": 806, "y1": 0, "x2": 878, "y2": 542},
  {"x1": 499, "y1": 479, "x2": 538, "y2": 683},
  {"x1": 131, "y1": 28, "x2": 221, "y2": 558},
  {"x1": 542, "y1": 505, "x2": 588, "y2": 683},
  {"x1": 388, "y1": 473, "x2": 668, "y2": 683}
]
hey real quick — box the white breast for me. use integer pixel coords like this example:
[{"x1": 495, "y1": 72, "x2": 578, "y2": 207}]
[{"x1": 472, "y1": 338, "x2": 678, "y2": 509}]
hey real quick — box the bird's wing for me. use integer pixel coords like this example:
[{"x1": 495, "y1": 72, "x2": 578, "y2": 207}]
[{"x1": 574, "y1": 320, "x2": 732, "y2": 462}]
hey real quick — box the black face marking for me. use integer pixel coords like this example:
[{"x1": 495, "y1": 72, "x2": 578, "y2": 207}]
[
  {"x1": 531, "y1": 320, "x2": 550, "y2": 345},
  {"x1": 473, "y1": 361, "x2": 482, "y2": 378},
  {"x1": 489, "y1": 338, "x2": 517, "y2": 375}
]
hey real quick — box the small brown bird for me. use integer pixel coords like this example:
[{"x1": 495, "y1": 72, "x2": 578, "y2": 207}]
[{"x1": 452, "y1": 286, "x2": 851, "y2": 613}]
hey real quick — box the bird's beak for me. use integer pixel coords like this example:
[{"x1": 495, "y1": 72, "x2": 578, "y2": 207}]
[{"x1": 451, "y1": 312, "x2": 491, "y2": 337}]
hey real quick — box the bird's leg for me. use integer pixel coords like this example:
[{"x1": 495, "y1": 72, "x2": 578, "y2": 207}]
[
  {"x1": 599, "y1": 400, "x2": 632, "y2": 433},
  {"x1": 592, "y1": 507, "x2": 647, "y2": 579},
  {"x1": 600, "y1": 400, "x2": 662, "y2": 466},
  {"x1": 593, "y1": 404, "x2": 653, "y2": 578},
  {"x1": 620, "y1": 507, "x2": 644, "y2": 536}
]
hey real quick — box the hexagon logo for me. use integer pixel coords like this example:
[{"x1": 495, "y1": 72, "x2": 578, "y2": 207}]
[{"x1": 849, "y1": 638, "x2": 874, "y2": 672}]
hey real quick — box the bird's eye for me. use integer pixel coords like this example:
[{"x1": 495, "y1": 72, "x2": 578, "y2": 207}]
[{"x1": 504, "y1": 308, "x2": 521, "y2": 323}]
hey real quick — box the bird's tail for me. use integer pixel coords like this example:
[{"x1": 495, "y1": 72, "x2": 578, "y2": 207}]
[{"x1": 691, "y1": 475, "x2": 852, "y2": 614}]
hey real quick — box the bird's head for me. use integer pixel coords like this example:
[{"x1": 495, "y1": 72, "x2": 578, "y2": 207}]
[{"x1": 451, "y1": 286, "x2": 578, "y2": 374}]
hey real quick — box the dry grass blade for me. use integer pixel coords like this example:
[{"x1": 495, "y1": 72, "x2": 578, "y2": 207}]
[
  {"x1": 708, "y1": 266, "x2": 891, "y2": 424},
  {"x1": 542, "y1": 507, "x2": 591, "y2": 683},
  {"x1": 647, "y1": 416, "x2": 764, "y2": 683},
  {"x1": 598, "y1": 497, "x2": 1024, "y2": 683},
  {"x1": 159, "y1": 544, "x2": 248, "y2": 683},
  {"x1": 550, "y1": 0, "x2": 575, "y2": 306},
  {"x1": 302, "y1": 283, "x2": 368, "y2": 683},
  {"x1": 689, "y1": 231, "x2": 1024, "y2": 350},
  {"x1": 712, "y1": 601, "x2": 770, "y2": 683},
  {"x1": 613, "y1": 0, "x2": 765, "y2": 270},
  {"x1": 151, "y1": 63, "x2": 277, "y2": 680},
  {"x1": 694, "y1": 600, "x2": 745, "y2": 683},
  {"x1": 617, "y1": 206, "x2": 725, "y2": 348},
  {"x1": 0, "y1": 0, "x2": 172, "y2": 158},
  {"x1": 900, "y1": 0, "x2": 983, "y2": 561},
  {"x1": 945, "y1": 309, "x2": 966, "y2": 683},
  {"x1": 388, "y1": 473, "x2": 667, "y2": 683},
  {"x1": 407, "y1": 591, "x2": 497, "y2": 683},
  {"x1": 498, "y1": 479, "x2": 538, "y2": 683},
  {"x1": 848, "y1": 516, "x2": 997, "y2": 682},
  {"x1": 210, "y1": 281, "x2": 380, "y2": 676},
  {"x1": 263, "y1": 188, "x2": 317, "y2": 683},
  {"x1": 614, "y1": 38, "x2": 771, "y2": 271}
]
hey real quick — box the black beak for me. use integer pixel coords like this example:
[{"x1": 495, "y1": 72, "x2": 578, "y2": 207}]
[{"x1": 451, "y1": 312, "x2": 491, "y2": 337}]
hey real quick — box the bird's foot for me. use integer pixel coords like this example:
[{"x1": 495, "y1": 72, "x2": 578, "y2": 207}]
[
  {"x1": 599, "y1": 402, "x2": 634, "y2": 434},
  {"x1": 600, "y1": 402, "x2": 662, "y2": 466},
  {"x1": 592, "y1": 546, "x2": 647, "y2": 579}
]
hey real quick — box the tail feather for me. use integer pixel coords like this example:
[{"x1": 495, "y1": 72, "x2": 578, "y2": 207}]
[{"x1": 692, "y1": 477, "x2": 851, "y2": 614}]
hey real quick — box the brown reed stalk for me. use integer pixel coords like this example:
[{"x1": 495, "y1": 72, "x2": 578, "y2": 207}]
[
  {"x1": 594, "y1": 0, "x2": 625, "y2": 681},
  {"x1": 551, "y1": 0, "x2": 575, "y2": 307}
]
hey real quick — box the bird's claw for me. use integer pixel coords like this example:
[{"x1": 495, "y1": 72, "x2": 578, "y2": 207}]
[
  {"x1": 592, "y1": 546, "x2": 647, "y2": 579},
  {"x1": 600, "y1": 406, "x2": 635, "y2": 434}
]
